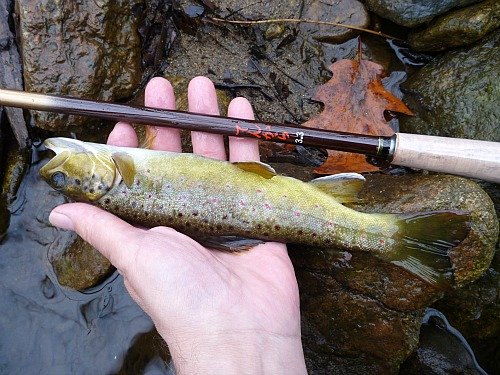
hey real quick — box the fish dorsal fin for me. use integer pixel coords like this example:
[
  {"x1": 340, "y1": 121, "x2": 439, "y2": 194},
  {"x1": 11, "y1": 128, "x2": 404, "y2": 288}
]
[
  {"x1": 309, "y1": 173, "x2": 365, "y2": 203},
  {"x1": 233, "y1": 161, "x2": 276, "y2": 179},
  {"x1": 112, "y1": 152, "x2": 136, "y2": 188}
]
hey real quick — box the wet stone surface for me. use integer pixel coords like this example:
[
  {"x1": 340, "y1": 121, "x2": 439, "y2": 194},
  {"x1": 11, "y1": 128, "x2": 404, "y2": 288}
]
[
  {"x1": 401, "y1": 31, "x2": 500, "y2": 142},
  {"x1": 0, "y1": 0, "x2": 28, "y2": 146},
  {"x1": 400, "y1": 309, "x2": 487, "y2": 374},
  {"x1": 51, "y1": 235, "x2": 115, "y2": 291},
  {"x1": 365, "y1": 0, "x2": 482, "y2": 28},
  {"x1": 17, "y1": 0, "x2": 144, "y2": 131},
  {"x1": 408, "y1": 0, "x2": 500, "y2": 52}
]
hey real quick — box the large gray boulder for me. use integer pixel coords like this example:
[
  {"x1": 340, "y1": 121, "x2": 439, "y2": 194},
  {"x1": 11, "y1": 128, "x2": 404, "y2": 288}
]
[
  {"x1": 408, "y1": 0, "x2": 500, "y2": 52},
  {"x1": 401, "y1": 31, "x2": 500, "y2": 142},
  {"x1": 365, "y1": 0, "x2": 481, "y2": 27}
]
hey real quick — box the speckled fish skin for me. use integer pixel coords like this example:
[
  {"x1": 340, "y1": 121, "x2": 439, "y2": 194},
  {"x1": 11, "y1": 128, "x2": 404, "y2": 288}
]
[
  {"x1": 40, "y1": 138, "x2": 471, "y2": 287},
  {"x1": 40, "y1": 138, "x2": 398, "y2": 254}
]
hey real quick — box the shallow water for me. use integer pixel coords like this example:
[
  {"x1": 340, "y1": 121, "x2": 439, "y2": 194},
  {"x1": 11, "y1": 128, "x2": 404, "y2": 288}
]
[{"x1": 0, "y1": 153, "x2": 168, "y2": 374}]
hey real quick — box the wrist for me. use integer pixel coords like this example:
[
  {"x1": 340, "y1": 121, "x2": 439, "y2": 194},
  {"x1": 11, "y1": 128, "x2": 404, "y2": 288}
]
[{"x1": 162, "y1": 329, "x2": 307, "y2": 374}]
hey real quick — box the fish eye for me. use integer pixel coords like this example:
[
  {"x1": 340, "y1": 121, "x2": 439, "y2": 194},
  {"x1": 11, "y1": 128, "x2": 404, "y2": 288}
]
[{"x1": 50, "y1": 171, "x2": 67, "y2": 189}]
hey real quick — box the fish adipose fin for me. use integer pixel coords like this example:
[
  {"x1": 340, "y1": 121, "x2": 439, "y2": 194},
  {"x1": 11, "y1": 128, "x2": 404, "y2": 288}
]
[
  {"x1": 309, "y1": 173, "x2": 365, "y2": 203},
  {"x1": 197, "y1": 235, "x2": 266, "y2": 252},
  {"x1": 388, "y1": 210, "x2": 471, "y2": 289},
  {"x1": 233, "y1": 161, "x2": 276, "y2": 179}
]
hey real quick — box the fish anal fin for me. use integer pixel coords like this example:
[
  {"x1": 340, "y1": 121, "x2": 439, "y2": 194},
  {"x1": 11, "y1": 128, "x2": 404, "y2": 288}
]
[
  {"x1": 309, "y1": 173, "x2": 365, "y2": 203},
  {"x1": 196, "y1": 235, "x2": 265, "y2": 252},
  {"x1": 385, "y1": 210, "x2": 471, "y2": 289},
  {"x1": 233, "y1": 161, "x2": 276, "y2": 179},
  {"x1": 112, "y1": 152, "x2": 136, "y2": 188}
]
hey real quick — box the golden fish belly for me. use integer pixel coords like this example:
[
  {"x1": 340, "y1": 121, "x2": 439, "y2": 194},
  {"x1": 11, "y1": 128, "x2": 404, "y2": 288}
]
[{"x1": 95, "y1": 153, "x2": 398, "y2": 253}]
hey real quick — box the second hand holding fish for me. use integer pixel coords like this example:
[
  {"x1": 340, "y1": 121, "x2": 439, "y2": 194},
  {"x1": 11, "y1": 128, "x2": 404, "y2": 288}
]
[{"x1": 47, "y1": 77, "x2": 308, "y2": 374}]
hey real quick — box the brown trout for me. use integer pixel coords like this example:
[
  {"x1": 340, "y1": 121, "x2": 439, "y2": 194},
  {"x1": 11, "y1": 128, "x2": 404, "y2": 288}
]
[{"x1": 40, "y1": 137, "x2": 470, "y2": 288}]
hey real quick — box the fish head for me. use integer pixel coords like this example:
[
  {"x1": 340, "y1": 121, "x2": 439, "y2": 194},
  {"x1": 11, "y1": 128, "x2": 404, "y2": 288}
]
[{"x1": 40, "y1": 138, "x2": 117, "y2": 202}]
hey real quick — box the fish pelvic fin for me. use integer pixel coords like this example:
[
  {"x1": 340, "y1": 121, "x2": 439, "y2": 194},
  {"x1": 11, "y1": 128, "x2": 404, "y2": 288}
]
[{"x1": 387, "y1": 210, "x2": 471, "y2": 289}]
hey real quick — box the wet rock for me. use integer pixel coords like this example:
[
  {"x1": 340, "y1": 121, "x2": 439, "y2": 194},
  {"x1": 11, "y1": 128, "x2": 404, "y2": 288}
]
[
  {"x1": 432, "y1": 252, "x2": 500, "y2": 374},
  {"x1": 51, "y1": 235, "x2": 114, "y2": 291},
  {"x1": 408, "y1": 0, "x2": 500, "y2": 52},
  {"x1": 18, "y1": 0, "x2": 143, "y2": 131},
  {"x1": 0, "y1": 145, "x2": 30, "y2": 239},
  {"x1": 214, "y1": 0, "x2": 369, "y2": 45},
  {"x1": 400, "y1": 31, "x2": 500, "y2": 142},
  {"x1": 400, "y1": 309, "x2": 487, "y2": 375},
  {"x1": 290, "y1": 173, "x2": 498, "y2": 373},
  {"x1": 365, "y1": 0, "x2": 481, "y2": 28},
  {"x1": 0, "y1": 0, "x2": 28, "y2": 147}
]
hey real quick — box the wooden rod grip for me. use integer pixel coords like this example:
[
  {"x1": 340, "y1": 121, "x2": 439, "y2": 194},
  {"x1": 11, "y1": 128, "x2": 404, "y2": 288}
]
[{"x1": 392, "y1": 133, "x2": 500, "y2": 183}]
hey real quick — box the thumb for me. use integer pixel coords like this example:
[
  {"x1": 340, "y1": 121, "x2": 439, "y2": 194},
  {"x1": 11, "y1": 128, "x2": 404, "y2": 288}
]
[{"x1": 49, "y1": 202, "x2": 143, "y2": 274}]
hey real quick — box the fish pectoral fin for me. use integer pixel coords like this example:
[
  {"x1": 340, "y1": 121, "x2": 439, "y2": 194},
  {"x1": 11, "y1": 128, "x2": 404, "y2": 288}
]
[
  {"x1": 196, "y1": 235, "x2": 265, "y2": 252},
  {"x1": 309, "y1": 173, "x2": 365, "y2": 203},
  {"x1": 111, "y1": 152, "x2": 136, "y2": 187},
  {"x1": 232, "y1": 161, "x2": 276, "y2": 179}
]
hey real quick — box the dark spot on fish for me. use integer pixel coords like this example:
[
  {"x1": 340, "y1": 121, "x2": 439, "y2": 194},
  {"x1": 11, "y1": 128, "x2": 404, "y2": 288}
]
[
  {"x1": 145, "y1": 212, "x2": 149, "y2": 217},
  {"x1": 75, "y1": 179, "x2": 81, "y2": 186},
  {"x1": 178, "y1": 212, "x2": 183, "y2": 217},
  {"x1": 325, "y1": 239, "x2": 331, "y2": 243},
  {"x1": 83, "y1": 185, "x2": 88, "y2": 191},
  {"x1": 185, "y1": 222, "x2": 190, "y2": 227},
  {"x1": 136, "y1": 180, "x2": 141, "y2": 186},
  {"x1": 312, "y1": 233, "x2": 317, "y2": 237},
  {"x1": 297, "y1": 230, "x2": 303, "y2": 235},
  {"x1": 91, "y1": 174, "x2": 95, "y2": 179},
  {"x1": 89, "y1": 188, "x2": 95, "y2": 194},
  {"x1": 159, "y1": 205, "x2": 164, "y2": 210},
  {"x1": 98, "y1": 184, "x2": 104, "y2": 190},
  {"x1": 257, "y1": 224, "x2": 262, "y2": 229},
  {"x1": 192, "y1": 211, "x2": 199, "y2": 216},
  {"x1": 274, "y1": 225, "x2": 281, "y2": 231},
  {"x1": 222, "y1": 215, "x2": 228, "y2": 220},
  {"x1": 104, "y1": 198, "x2": 111, "y2": 204},
  {"x1": 131, "y1": 202, "x2": 137, "y2": 208},
  {"x1": 209, "y1": 226, "x2": 214, "y2": 231},
  {"x1": 216, "y1": 225, "x2": 222, "y2": 230},
  {"x1": 263, "y1": 232, "x2": 270, "y2": 237},
  {"x1": 147, "y1": 169, "x2": 151, "y2": 173}
]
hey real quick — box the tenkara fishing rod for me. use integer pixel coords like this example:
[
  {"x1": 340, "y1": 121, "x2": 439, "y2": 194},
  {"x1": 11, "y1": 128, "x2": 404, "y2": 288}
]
[{"x1": 0, "y1": 88, "x2": 498, "y2": 183}]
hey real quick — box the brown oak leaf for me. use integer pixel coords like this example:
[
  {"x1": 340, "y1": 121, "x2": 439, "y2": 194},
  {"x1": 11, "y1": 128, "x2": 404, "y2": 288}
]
[{"x1": 303, "y1": 59, "x2": 413, "y2": 174}]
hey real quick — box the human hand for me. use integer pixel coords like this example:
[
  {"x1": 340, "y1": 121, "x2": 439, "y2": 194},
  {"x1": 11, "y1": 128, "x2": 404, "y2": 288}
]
[{"x1": 48, "y1": 77, "x2": 307, "y2": 374}]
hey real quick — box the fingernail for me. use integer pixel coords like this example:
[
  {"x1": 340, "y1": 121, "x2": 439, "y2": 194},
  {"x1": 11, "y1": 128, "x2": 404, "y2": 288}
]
[{"x1": 49, "y1": 210, "x2": 75, "y2": 231}]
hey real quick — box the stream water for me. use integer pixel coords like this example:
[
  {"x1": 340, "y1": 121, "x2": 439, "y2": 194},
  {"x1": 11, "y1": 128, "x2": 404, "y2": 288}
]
[{"x1": 0, "y1": 149, "x2": 171, "y2": 374}]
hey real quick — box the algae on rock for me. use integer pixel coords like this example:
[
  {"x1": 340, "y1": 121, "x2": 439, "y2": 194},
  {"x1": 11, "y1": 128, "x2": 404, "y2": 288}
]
[{"x1": 408, "y1": 0, "x2": 500, "y2": 52}]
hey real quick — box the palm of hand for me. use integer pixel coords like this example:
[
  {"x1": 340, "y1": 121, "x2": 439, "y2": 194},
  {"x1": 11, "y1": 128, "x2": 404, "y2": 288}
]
[{"x1": 126, "y1": 228, "x2": 299, "y2": 340}]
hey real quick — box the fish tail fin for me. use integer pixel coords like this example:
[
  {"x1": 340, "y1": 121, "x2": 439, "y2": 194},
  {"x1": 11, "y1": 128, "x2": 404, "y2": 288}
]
[{"x1": 387, "y1": 210, "x2": 470, "y2": 289}]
